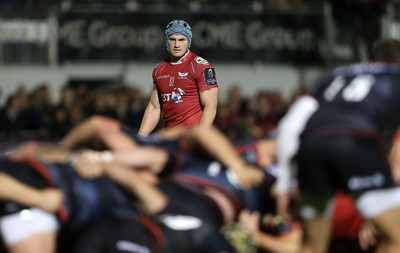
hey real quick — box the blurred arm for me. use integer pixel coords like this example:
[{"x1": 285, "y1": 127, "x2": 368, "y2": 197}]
[{"x1": 138, "y1": 90, "x2": 162, "y2": 136}]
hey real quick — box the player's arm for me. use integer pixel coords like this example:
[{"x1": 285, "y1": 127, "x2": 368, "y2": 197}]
[
  {"x1": 102, "y1": 163, "x2": 168, "y2": 215},
  {"x1": 59, "y1": 116, "x2": 137, "y2": 151},
  {"x1": 276, "y1": 95, "x2": 319, "y2": 220},
  {"x1": 8, "y1": 141, "x2": 72, "y2": 163},
  {"x1": 96, "y1": 147, "x2": 169, "y2": 175},
  {"x1": 239, "y1": 209, "x2": 302, "y2": 253},
  {"x1": 138, "y1": 90, "x2": 162, "y2": 137},
  {"x1": 389, "y1": 128, "x2": 400, "y2": 184},
  {"x1": 66, "y1": 146, "x2": 170, "y2": 180},
  {"x1": 198, "y1": 87, "x2": 218, "y2": 127},
  {"x1": 182, "y1": 126, "x2": 263, "y2": 189},
  {"x1": 0, "y1": 172, "x2": 62, "y2": 213}
]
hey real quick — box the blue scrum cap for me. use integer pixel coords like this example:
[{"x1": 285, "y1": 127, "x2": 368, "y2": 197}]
[{"x1": 165, "y1": 19, "x2": 192, "y2": 48}]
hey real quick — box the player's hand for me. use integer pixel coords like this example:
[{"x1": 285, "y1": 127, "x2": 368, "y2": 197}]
[
  {"x1": 358, "y1": 220, "x2": 378, "y2": 251},
  {"x1": 235, "y1": 165, "x2": 264, "y2": 190},
  {"x1": 70, "y1": 150, "x2": 110, "y2": 179},
  {"x1": 37, "y1": 188, "x2": 63, "y2": 213},
  {"x1": 239, "y1": 209, "x2": 260, "y2": 235}
]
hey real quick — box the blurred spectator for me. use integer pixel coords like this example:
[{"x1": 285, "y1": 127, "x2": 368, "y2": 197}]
[
  {"x1": 236, "y1": 98, "x2": 264, "y2": 139},
  {"x1": 0, "y1": 80, "x2": 300, "y2": 143},
  {"x1": 254, "y1": 91, "x2": 277, "y2": 137},
  {"x1": 226, "y1": 85, "x2": 243, "y2": 116},
  {"x1": 55, "y1": 86, "x2": 75, "y2": 113},
  {"x1": 213, "y1": 104, "x2": 239, "y2": 140},
  {"x1": 86, "y1": 90, "x2": 118, "y2": 119},
  {"x1": 0, "y1": 94, "x2": 29, "y2": 138},
  {"x1": 124, "y1": 86, "x2": 146, "y2": 130},
  {"x1": 22, "y1": 84, "x2": 54, "y2": 132},
  {"x1": 47, "y1": 107, "x2": 71, "y2": 140}
]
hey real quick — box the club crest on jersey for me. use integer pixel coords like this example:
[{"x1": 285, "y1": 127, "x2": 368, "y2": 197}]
[
  {"x1": 204, "y1": 68, "x2": 217, "y2": 85},
  {"x1": 195, "y1": 56, "x2": 209, "y2": 65},
  {"x1": 178, "y1": 72, "x2": 189, "y2": 77}
]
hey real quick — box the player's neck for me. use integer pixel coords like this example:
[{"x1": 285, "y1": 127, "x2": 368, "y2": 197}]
[{"x1": 169, "y1": 50, "x2": 190, "y2": 64}]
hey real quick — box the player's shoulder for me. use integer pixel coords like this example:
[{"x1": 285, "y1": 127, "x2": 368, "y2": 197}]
[
  {"x1": 153, "y1": 58, "x2": 169, "y2": 70},
  {"x1": 152, "y1": 59, "x2": 169, "y2": 76},
  {"x1": 189, "y1": 51, "x2": 213, "y2": 67},
  {"x1": 332, "y1": 62, "x2": 400, "y2": 77}
]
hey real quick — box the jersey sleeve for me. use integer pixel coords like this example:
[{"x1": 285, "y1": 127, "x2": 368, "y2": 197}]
[
  {"x1": 192, "y1": 56, "x2": 218, "y2": 92},
  {"x1": 152, "y1": 62, "x2": 162, "y2": 91}
]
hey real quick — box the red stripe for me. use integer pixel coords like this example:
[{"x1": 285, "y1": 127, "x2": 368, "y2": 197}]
[
  {"x1": 235, "y1": 142, "x2": 262, "y2": 168},
  {"x1": 172, "y1": 151, "x2": 183, "y2": 174},
  {"x1": 21, "y1": 159, "x2": 69, "y2": 224},
  {"x1": 137, "y1": 215, "x2": 164, "y2": 252}
]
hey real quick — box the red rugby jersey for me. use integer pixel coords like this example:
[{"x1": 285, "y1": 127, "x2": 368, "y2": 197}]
[{"x1": 152, "y1": 51, "x2": 218, "y2": 128}]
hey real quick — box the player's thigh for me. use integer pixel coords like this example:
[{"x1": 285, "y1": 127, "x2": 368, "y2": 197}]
[
  {"x1": 0, "y1": 208, "x2": 58, "y2": 253},
  {"x1": 9, "y1": 232, "x2": 56, "y2": 253},
  {"x1": 370, "y1": 205, "x2": 400, "y2": 244},
  {"x1": 297, "y1": 135, "x2": 335, "y2": 217}
]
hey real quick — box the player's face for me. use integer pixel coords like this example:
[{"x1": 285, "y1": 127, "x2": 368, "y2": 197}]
[{"x1": 167, "y1": 34, "x2": 189, "y2": 61}]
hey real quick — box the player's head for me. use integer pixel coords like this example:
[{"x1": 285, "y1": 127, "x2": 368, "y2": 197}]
[
  {"x1": 165, "y1": 19, "x2": 192, "y2": 51},
  {"x1": 368, "y1": 39, "x2": 400, "y2": 64}
]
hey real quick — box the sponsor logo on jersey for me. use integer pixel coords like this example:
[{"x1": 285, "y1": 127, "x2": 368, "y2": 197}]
[
  {"x1": 157, "y1": 75, "x2": 170, "y2": 80},
  {"x1": 161, "y1": 87, "x2": 186, "y2": 104},
  {"x1": 348, "y1": 172, "x2": 384, "y2": 190},
  {"x1": 195, "y1": 56, "x2": 209, "y2": 65},
  {"x1": 204, "y1": 68, "x2": 217, "y2": 85}
]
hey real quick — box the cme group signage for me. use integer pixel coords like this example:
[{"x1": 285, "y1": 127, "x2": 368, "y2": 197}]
[{"x1": 58, "y1": 11, "x2": 325, "y2": 64}]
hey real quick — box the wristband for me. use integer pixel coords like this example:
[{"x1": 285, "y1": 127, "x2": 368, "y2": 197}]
[
  {"x1": 65, "y1": 152, "x2": 77, "y2": 166},
  {"x1": 100, "y1": 151, "x2": 113, "y2": 163}
]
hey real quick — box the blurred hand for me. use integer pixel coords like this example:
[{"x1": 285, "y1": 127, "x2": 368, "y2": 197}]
[
  {"x1": 37, "y1": 188, "x2": 63, "y2": 213},
  {"x1": 358, "y1": 221, "x2": 378, "y2": 251},
  {"x1": 71, "y1": 150, "x2": 107, "y2": 179},
  {"x1": 235, "y1": 165, "x2": 263, "y2": 190},
  {"x1": 239, "y1": 209, "x2": 260, "y2": 234}
]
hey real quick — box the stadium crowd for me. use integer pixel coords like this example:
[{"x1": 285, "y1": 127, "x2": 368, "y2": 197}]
[{"x1": 0, "y1": 82, "x2": 297, "y2": 143}]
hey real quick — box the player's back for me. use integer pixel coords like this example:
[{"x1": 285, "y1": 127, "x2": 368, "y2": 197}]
[{"x1": 305, "y1": 63, "x2": 400, "y2": 136}]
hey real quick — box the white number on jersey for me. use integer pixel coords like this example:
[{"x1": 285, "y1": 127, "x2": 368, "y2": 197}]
[{"x1": 324, "y1": 74, "x2": 375, "y2": 102}]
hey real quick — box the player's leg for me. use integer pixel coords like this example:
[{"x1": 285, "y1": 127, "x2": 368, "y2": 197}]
[
  {"x1": 8, "y1": 231, "x2": 56, "y2": 253},
  {"x1": 103, "y1": 163, "x2": 168, "y2": 215},
  {"x1": 296, "y1": 135, "x2": 336, "y2": 253},
  {"x1": 301, "y1": 216, "x2": 332, "y2": 253},
  {"x1": 344, "y1": 134, "x2": 400, "y2": 253},
  {"x1": 357, "y1": 188, "x2": 400, "y2": 253},
  {"x1": 0, "y1": 208, "x2": 58, "y2": 253},
  {"x1": 298, "y1": 192, "x2": 334, "y2": 253}
]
